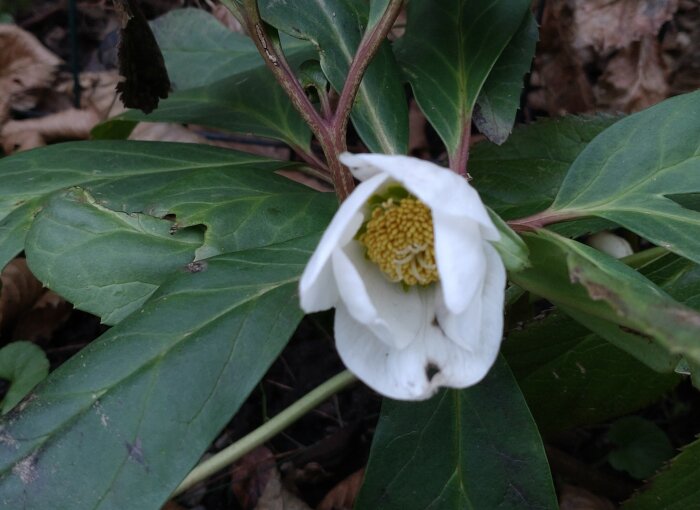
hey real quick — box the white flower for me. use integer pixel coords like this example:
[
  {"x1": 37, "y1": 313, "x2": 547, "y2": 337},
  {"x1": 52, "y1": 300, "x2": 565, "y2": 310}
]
[{"x1": 299, "y1": 153, "x2": 506, "y2": 400}]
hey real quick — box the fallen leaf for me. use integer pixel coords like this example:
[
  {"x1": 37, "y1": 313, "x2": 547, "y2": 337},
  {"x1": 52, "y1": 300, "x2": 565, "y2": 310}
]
[
  {"x1": 1, "y1": 108, "x2": 99, "y2": 154},
  {"x1": 0, "y1": 259, "x2": 45, "y2": 335},
  {"x1": 572, "y1": 0, "x2": 679, "y2": 53},
  {"x1": 231, "y1": 446, "x2": 278, "y2": 510},
  {"x1": 559, "y1": 484, "x2": 616, "y2": 510},
  {"x1": 11, "y1": 290, "x2": 72, "y2": 343},
  {"x1": 316, "y1": 468, "x2": 364, "y2": 510},
  {"x1": 0, "y1": 24, "x2": 61, "y2": 123},
  {"x1": 528, "y1": 3, "x2": 595, "y2": 115},
  {"x1": 255, "y1": 470, "x2": 312, "y2": 510},
  {"x1": 595, "y1": 36, "x2": 669, "y2": 112}
]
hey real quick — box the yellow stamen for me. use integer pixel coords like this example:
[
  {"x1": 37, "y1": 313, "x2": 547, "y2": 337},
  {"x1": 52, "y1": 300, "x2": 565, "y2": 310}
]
[{"x1": 359, "y1": 196, "x2": 438, "y2": 286}]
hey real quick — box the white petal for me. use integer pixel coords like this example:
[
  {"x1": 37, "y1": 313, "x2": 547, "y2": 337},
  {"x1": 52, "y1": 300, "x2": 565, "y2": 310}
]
[
  {"x1": 334, "y1": 303, "x2": 438, "y2": 400},
  {"x1": 339, "y1": 241, "x2": 425, "y2": 349},
  {"x1": 434, "y1": 215, "x2": 486, "y2": 314},
  {"x1": 299, "y1": 173, "x2": 388, "y2": 312},
  {"x1": 339, "y1": 152, "x2": 498, "y2": 240},
  {"x1": 433, "y1": 242, "x2": 506, "y2": 388}
]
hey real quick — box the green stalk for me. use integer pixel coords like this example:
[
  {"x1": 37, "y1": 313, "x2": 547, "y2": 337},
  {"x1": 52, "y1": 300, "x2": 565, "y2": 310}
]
[{"x1": 172, "y1": 370, "x2": 357, "y2": 496}]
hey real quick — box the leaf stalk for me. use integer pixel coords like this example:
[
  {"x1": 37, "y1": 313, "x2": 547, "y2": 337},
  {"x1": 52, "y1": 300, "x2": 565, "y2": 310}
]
[{"x1": 172, "y1": 370, "x2": 357, "y2": 497}]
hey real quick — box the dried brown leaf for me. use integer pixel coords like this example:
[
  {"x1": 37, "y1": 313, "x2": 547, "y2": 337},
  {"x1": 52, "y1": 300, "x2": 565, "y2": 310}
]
[
  {"x1": 0, "y1": 24, "x2": 60, "y2": 122},
  {"x1": 528, "y1": 3, "x2": 595, "y2": 115},
  {"x1": 255, "y1": 471, "x2": 312, "y2": 510},
  {"x1": 231, "y1": 446, "x2": 278, "y2": 510},
  {"x1": 559, "y1": 484, "x2": 616, "y2": 510},
  {"x1": 595, "y1": 36, "x2": 669, "y2": 112},
  {"x1": 12, "y1": 290, "x2": 71, "y2": 343},
  {"x1": 572, "y1": 0, "x2": 679, "y2": 53},
  {"x1": 316, "y1": 468, "x2": 364, "y2": 510},
  {"x1": 1, "y1": 108, "x2": 99, "y2": 154},
  {"x1": 0, "y1": 259, "x2": 44, "y2": 334}
]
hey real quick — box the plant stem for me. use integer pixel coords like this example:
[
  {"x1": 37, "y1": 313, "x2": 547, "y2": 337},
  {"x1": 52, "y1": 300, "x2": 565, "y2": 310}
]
[
  {"x1": 240, "y1": 0, "x2": 327, "y2": 142},
  {"x1": 449, "y1": 115, "x2": 471, "y2": 176},
  {"x1": 621, "y1": 246, "x2": 668, "y2": 268},
  {"x1": 172, "y1": 370, "x2": 357, "y2": 497},
  {"x1": 508, "y1": 209, "x2": 582, "y2": 231},
  {"x1": 241, "y1": 0, "x2": 404, "y2": 202},
  {"x1": 330, "y1": 0, "x2": 404, "y2": 138}
]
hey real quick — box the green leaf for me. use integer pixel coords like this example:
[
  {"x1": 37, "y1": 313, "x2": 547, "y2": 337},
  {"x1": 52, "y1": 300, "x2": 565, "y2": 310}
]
[
  {"x1": 120, "y1": 62, "x2": 313, "y2": 150},
  {"x1": 607, "y1": 416, "x2": 675, "y2": 480},
  {"x1": 488, "y1": 207, "x2": 529, "y2": 272},
  {"x1": 367, "y1": 0, "x2": 389, "y2": 30},
  {"x1": 0, "y1": 342, "x2": 49, "y2": 414},
  {"x1": 150, "y1": 8, "x2": 313, "y2": 91},
  {"x1": 90, "y1": 118, "x2": 137, "y2": 141},
  {"x1": 504, "y1": 311, "x2": 679, "y2": 434},
  {"x1": 622, "y1": 437, "x2": 700, "y2": 510},
  {"x1": 0, "y1": 141, "x2": 335, "y2": 295},
  {"x1": 106, "y1": 7, "x2": 317, "y2": 149},
  {"x1": 0, "y1": 201, "x2": 41, "y2": 271},
  {"x1": 356, "y1": 356, "x2": 557, "y2": 510},
  {"x1": 261, "y1": 0, "x2": 408, "y2": 154},
  {"x1": 152, "y1": 8, "x2": 264, "y2": 90},
  {"x1": 507, "y1": 250, "x2": 700, "y2": 433},
  {"x1": 0, "y1": 235, "x2": 317, "y2": 509},
  {"x1": 470, "y1": 115, "x2": 618, "y2": 220},
  {"x1": 473, "y1": 12, "x2": 538, "y2": 145},
  {"x1": 547, "y1": 90, "x2": 700, "y2": 264},
  {"x1": 4, "y1": 141, "x2": 334, "y2": 324},
  {"x1": 396, "y1": 0, "x2": 531, "y2": 160},
  {"x1": 510, "y1": 230, "x2": 700, "y2": 373},
  {"x1": 25, "y1": 189, "x2": 204, "y2": 325}
]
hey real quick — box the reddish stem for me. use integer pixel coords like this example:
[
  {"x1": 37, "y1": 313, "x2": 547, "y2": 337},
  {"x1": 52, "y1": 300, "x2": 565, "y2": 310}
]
[
  {"x1": 241, "y1": 0, "x2": 404, "y2": 202},
  {"x1": 507, "y1": 209, "x2": 582, "y2": 232},
  {"x1": 449, "y1": 114, "x2": 471, "y2": 176}
]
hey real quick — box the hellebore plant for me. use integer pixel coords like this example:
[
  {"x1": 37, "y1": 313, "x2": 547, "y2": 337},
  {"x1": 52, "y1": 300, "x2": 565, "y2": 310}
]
[
  {"x1": 2, "y1": 0, "x2": 700, "y2": 509},
  {"x1": 300, "y1": 153, "x2": 506, "y2": 399}
]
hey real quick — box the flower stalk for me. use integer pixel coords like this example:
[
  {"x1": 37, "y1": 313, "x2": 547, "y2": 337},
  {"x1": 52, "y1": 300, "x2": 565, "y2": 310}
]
[
  {"x1": 173, "y1": 370, "x2": 357, "y2": 497},
  {"x1": 239, "y1": 0, "x2": 404, "y2": 202}
]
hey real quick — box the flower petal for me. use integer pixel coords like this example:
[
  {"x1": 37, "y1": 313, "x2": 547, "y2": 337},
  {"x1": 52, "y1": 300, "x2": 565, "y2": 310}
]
[
  {"x1": 434, "y1": 215, "x2": 486, "y2": 314},
  {"x1": 432, "y1": 243, "x2": 506, "y2": 388},
  {"x1": 338, "y1": 241, "x2": 425, "y2": 349},
  {"x1": 299, "y1": 173, "x2": 388, "y2": 312},
  {"x1": 334, "y1": 303, "x2": 438, "y2": 400},
  {"x1": 339, "y1": 152, "x2": 498, "y2": 240}
]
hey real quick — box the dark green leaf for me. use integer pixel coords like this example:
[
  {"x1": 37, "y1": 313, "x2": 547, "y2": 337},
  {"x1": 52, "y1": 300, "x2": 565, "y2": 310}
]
[
  {"x1": 0, "y1": 141, "x2": 334, "y2": 297},
  {"x1": 356, "y1": 356, "x2": 557, "y2": 510},
  {"x1": 150, "y1": 8, "x2": 312, "y2": 91},
  {"x1": 396, "y1": 0, "x2": 530, "y2": 160},
  {"x1": 510, "y1": 230, "x2": 700, "y2": 373},
  {"x1": 261, "y1": 0, "x2": 408, "y2": 154},
  {"x1": 152, "y1": 8, "x2": 263, "y2": 90},
  {"x1": 4, "y1": 141, "x2": 334, "y2": 323},
  {"x1": 90, "y1": 118, "x2": 138, "y2": 140},
  {"x1": 622, "y1": 438, "x2": 700, "y2": 510},
  {"x1": 0, "y1": 235, "x2": 317, "y2": 509},
  {"x1": 470, "y1": 115, "x2": 618, "y2": 220},
  {"x1": 120, "y1": 62, "x2": 313, "y2": 150},
  {"x1": 488, "y1": 207, "x2": 530, "y2": 272},
  {"x1": 607, "y1": 416, "x2": 675, "y2": 480},
  {"x1": 505, "y1": 311, "x2": 679, "y2": 434},
  {"x1": 0, "y1": 341, "x2": 49, "y2": 414},
  {"x1": 548, "y1": 91, "x2": 700, "y2": 264},
  {"x1": 473, "y1": 12, "x2": 538, "y2": 145}
]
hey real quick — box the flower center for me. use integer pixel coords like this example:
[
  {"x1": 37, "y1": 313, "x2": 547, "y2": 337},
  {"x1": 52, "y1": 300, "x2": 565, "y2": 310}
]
[{"x1": 359, "y1": 194, "x2": 438, "y2": 286}]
